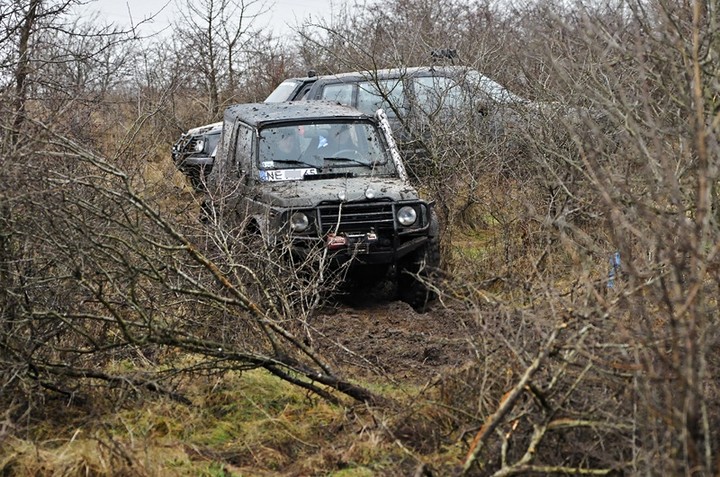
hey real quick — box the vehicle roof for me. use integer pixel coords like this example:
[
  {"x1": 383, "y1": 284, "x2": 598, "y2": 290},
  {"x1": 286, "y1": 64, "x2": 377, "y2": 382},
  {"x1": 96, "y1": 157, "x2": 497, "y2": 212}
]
[
  {"x1": 223, "y1": 101, "x2": 373, "y2": 127},
  {"x1": 309, "y1": 65, "x2": 470, "y2": 83},
  {"x1": 274, "y1": 65, "x2": 471, "y2": 91},
  {"x1": 298, "y1": 65, "x2": 527, "y2": 105},
  {"x1": 278, "y1": 76, "x2": 317, "y2": 83}
]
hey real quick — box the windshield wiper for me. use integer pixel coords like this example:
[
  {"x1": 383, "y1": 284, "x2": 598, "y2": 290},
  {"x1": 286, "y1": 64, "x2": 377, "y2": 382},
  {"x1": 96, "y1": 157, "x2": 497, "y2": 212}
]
[
  {"x1": 321, "y1": 156, "x2": 379, "y2": 168},
  {"x1": 270, "y1": 157, "x2": 323, "y2": 168}
]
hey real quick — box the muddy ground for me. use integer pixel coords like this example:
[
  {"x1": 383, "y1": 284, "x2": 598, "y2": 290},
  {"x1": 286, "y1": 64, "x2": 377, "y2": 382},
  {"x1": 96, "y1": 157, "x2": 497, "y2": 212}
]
[{"x1": 309, "y1": 285, "x2": 481, "y2": 386}]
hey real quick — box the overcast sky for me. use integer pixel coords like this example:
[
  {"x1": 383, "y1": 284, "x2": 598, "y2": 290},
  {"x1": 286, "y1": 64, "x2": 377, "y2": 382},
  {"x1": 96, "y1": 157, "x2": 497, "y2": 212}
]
[{"x1": 85, "y1": 0, "x2": 336, "y2": 38}]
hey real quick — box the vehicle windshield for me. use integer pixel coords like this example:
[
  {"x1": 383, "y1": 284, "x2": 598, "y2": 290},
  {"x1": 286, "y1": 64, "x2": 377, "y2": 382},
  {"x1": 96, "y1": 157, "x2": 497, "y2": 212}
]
[
  {"x1": 258, "y1": 121, "x2": 395, "y2": 181},
  {"x1": 264, "y1": 80, "x2": 301, "y2": 103},
  {"x1": 204, "y1": 133, "x2": 221, "y2": 155},
  {"x1": 413, "y1": 76, "x2": 464, "y2": 114}
]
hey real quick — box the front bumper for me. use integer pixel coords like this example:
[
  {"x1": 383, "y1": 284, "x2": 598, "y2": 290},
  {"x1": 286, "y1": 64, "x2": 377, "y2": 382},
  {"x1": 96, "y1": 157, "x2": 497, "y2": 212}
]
[
  {"x1": 280, "y1": 199, "x2": 433, "y2": 264},
  {"x1": 176, "y1": 156, "x2": 215, "y2": 175}
]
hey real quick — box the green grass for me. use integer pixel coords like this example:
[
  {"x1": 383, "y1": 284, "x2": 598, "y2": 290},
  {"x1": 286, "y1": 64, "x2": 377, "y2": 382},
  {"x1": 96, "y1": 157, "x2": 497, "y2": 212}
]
[
  {"x1": 0, "y1": 356, "x2": 491, "y2": 477},
  {"x1": 1, "y1": 368, "x2": 395, "y2": 476}
]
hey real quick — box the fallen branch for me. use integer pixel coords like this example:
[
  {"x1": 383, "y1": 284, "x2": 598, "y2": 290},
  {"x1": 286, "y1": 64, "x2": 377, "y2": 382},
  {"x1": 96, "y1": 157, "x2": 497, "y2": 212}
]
[{"x1": 461, "y1": 322, "x2": 566, "y2": 475}]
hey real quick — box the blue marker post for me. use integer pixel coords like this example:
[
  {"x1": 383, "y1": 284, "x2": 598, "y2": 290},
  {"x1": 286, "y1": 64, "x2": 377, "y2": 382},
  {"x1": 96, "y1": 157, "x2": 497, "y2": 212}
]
[{"x1": 607, "y1": 251, "x2": 621, "y2": 288}]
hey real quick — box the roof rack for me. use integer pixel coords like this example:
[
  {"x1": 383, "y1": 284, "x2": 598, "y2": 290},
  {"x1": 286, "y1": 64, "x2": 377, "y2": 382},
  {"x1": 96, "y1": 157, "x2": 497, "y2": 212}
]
[{"x1": 430, "y1": 48, "x2": 459, "y2": 64}]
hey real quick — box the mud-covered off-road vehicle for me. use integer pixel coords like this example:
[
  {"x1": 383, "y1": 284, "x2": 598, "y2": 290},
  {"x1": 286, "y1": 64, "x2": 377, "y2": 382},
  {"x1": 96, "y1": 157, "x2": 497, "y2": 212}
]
[
  {"x1": 206, "y1": 101, "x2": 440, "y2": 310},
  {"x1": 172, "y1": 121, "x2": 223, "y2": 190}
]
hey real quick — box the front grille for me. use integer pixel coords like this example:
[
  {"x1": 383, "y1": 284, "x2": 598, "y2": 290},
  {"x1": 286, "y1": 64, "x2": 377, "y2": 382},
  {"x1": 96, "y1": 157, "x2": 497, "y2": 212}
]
[
  {"x1": 317, "y1": 202, "x2": 396, "y2": 234},
  {"x1": 186, "y1": 137, "x2": 202, "y2": 152}
]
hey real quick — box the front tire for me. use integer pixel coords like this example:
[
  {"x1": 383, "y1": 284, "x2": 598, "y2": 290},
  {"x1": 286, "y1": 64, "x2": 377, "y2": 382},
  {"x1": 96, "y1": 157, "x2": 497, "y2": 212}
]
[{"x1": 397, "y1": 212, "x2": 440, "y2": 312}]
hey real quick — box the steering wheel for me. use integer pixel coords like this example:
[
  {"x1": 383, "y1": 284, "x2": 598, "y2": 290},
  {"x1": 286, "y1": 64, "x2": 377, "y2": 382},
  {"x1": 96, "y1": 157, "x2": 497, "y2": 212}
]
[{"x1": 330, "y1": 149, "x2": 362, "y2": 159}]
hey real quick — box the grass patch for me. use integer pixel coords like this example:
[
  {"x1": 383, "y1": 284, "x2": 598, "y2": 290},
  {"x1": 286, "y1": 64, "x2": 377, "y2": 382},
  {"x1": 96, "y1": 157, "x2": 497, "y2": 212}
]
[{"x1": 1, "y1": 368, "x2": 401, "y2": 476}]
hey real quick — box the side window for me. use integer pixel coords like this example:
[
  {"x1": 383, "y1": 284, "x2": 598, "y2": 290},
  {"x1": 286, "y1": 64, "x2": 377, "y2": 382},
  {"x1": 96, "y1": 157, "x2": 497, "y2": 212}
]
[
  {"x1": 356, "y1": 79, "x2": 405, "y2": 118},
  {"x1": 413, "y1": 76, "x2": 464, "y2": 114},
  {"x1": 234, "y1": 125, "x2": 254, "y2": 173},
  {"x1": 320, "y1": 83, "x2": 354, "y2": 106}
]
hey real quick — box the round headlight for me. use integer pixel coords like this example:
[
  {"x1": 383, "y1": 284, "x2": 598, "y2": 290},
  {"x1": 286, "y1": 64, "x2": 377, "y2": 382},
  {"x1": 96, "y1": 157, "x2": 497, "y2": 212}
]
[
  {"x1": 397, "y1": 206, "x2": 417, "y2": 226},
  {"x1": 290, "y1": 212, "x2": 310, "y2": 232},
  {"x1": 192, "y1": 138, "x2": 205, "y2": 152}
]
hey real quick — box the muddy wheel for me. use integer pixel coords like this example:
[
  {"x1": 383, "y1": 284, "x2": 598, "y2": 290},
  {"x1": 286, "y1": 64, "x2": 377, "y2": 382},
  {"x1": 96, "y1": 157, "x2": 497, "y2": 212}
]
[{"x1": 397, "y1": 211, "x2": 440, "y2": 312}]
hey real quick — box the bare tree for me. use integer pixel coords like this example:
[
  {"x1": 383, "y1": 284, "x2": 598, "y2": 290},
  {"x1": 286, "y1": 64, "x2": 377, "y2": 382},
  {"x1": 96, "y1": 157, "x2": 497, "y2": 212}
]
[
  {"x1": 172, "y1": 0, "x2": 269, "y2": 118},
  {"x1": 0, "y1": 0, "x2": 384, "y2": 429},
  {"x1": 442, "y1": 0, "x2": 720, "y2": 474}
]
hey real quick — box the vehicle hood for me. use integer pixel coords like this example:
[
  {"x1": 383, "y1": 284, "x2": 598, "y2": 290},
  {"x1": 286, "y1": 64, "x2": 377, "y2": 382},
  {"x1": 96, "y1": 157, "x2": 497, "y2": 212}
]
[{"x1": 257, "y1": 176, "x2": 420, "y2": 207}]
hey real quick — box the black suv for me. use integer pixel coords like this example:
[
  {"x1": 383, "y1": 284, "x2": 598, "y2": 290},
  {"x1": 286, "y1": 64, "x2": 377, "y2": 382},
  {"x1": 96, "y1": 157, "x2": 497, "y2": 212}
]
[
  {"x1": 171, "y1": 121, "x2": 223, "y2": 190},
  {"x1": 206, "y1": 101, "x2": 440, "y2": 310}
]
